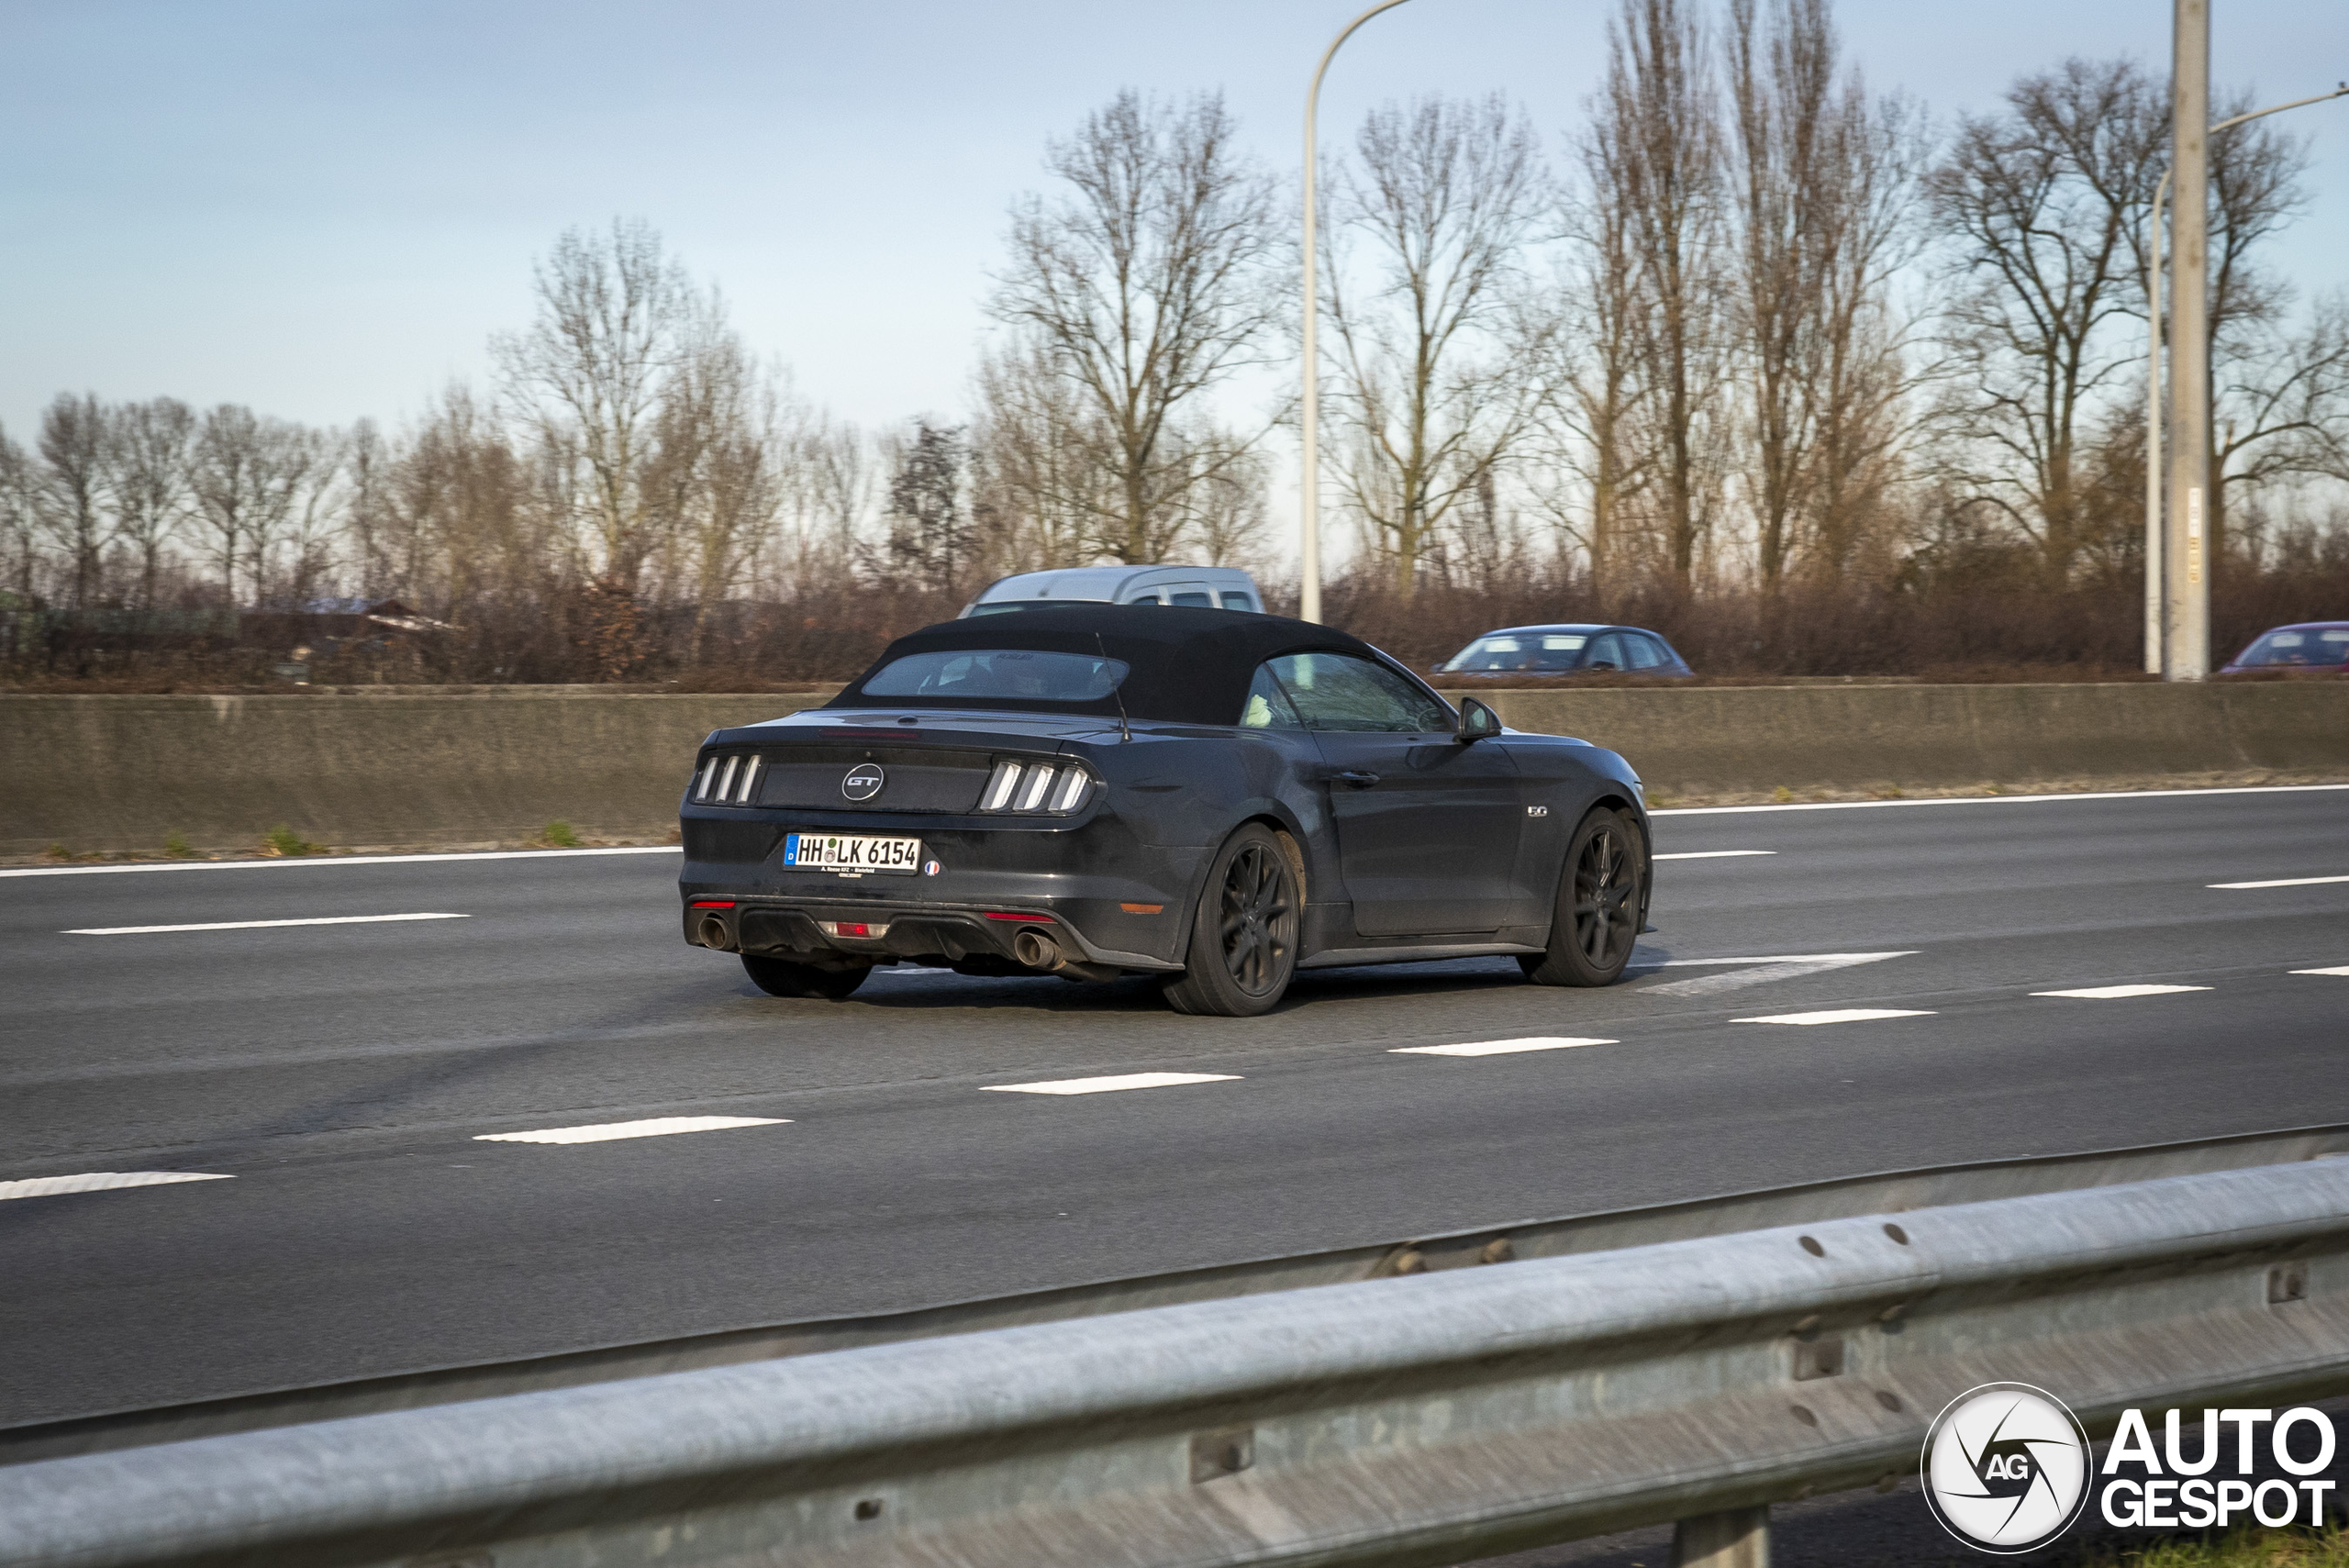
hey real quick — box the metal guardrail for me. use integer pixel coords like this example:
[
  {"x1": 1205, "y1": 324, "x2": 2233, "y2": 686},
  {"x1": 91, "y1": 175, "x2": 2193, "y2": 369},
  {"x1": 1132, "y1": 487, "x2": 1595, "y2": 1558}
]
[
  {"x1": 5, "y1": 1157, "x2": 2347, "y2": 1568},
  {"x1": 10, "y1": 1121, "x2": 2343, "y2": 1469}
]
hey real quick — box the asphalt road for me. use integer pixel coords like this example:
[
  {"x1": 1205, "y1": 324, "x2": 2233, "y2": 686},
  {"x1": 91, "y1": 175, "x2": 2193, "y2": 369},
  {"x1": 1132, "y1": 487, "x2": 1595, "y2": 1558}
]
[{"x1": 4, "y1": 785, "x2": 2345, "y2": 1429}]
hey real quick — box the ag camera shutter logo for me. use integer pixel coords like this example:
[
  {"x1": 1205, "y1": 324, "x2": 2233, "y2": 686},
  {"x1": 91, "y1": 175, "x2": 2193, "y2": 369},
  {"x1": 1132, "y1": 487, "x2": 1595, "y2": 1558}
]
[{"x1": 1922, "y1": 1383, "x2": 2093, "y2": 1553}]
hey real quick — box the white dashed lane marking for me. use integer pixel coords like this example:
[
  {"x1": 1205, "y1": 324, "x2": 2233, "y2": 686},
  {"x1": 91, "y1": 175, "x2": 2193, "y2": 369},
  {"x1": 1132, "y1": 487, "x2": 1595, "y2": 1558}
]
[
  {"x1": 2032, "y1": 984, "x2": 2213, "y2": 999},
  {"x1": 2292, "y1": 967, "x2": 2349, "y2": 976},
  {"x1": 1733, "y1": 1008, "x2": 1936, "y2": 1026},
  {"x1": 2209, "y1": 875, "x2": 2349, "y2": 889},
  {"x1": 1392, "y1": 1037, "x2": 1619, "y2": 1058},
  {"x1": 1652, "y1": 851, "x2": 1777, "y2": 861},
  {"x1": 66, "y1": 914, "x2": 470, "y2": 936},
  {"x1": 476, "y1": 1116, "x2": 787, "y2": 1145},
  {"x1": 982, "y1": 1073, "x2": 1241, "y2": 1095},
  {"x1": 0, "y1": 1173, "x2": 232, "y2": 1202},
  {"x1": 1642, "y1": 951, "x2": 1913, "y2": 998}
]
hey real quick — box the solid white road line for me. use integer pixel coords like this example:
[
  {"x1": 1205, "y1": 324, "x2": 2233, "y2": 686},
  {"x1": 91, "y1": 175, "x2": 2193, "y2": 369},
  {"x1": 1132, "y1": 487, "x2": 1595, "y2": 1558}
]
[
  {"x1": 1734, "y1": 1008, "x2": 1936, "y2": 1026},
  {"x1": 2032, "y1": 984, "x2": 2213, "y2": 999},
  {"x1": 2, "y1": 846, "x2": 682, "y2": 879},
  {"x1": 66, "y1": 913, "x2": 470, "y2": 936},
  {"x1": 0, "y1": 1172, "x2": 232, "y2": 1202},
  {"x1": 1392, "y1": 1037, "x2": 1617, "y2": 1057},
  {"x1": 475, "y1": 1115, "x2": 786, "y2": 1145},
  {"x1": 1652, "y1": 851, "x2": 1777, "y2": 861},
  {"x1": 1656, "y1": 784, "x2": 2349, "y2": 817},
  {"x1": 2209, "y1": 874, "x2": 2349, "y2": 889},
  {"x1": 981, "y1": 1072, "x2": 1241, "y2": 1095},
  {"x1": 2290, "y1": 966, "x2": 2349, "y2": 976}
]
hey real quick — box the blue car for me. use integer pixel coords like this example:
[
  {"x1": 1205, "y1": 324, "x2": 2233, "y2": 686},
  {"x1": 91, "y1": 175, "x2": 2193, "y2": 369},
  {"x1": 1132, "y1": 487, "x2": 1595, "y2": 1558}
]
[
  {"x1": 1438, "y1": 624, "x2": 1694, "y2": 678},
  {"x1": 2220, "y1": 622, "x2": 2349, "y2": 673}
]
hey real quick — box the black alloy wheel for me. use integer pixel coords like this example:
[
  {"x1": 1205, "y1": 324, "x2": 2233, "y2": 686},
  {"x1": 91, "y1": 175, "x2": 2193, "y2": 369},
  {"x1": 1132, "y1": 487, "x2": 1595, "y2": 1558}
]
[
  {"x1": 1161, "y1": 823, "x2": 1300, "y2": 1017},
  {"x1": 741, "y1": 952, "x2": 872, "y2": 1000},
  {"x1": 1521, "y1": 806, "x2": 1644, "y2": 987}
]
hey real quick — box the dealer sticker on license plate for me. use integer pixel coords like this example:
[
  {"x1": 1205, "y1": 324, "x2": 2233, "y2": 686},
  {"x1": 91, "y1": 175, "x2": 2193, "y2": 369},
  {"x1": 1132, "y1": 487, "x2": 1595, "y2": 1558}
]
[{"x1": 782, "y1": 832, "x2": 922, "y2": 876}]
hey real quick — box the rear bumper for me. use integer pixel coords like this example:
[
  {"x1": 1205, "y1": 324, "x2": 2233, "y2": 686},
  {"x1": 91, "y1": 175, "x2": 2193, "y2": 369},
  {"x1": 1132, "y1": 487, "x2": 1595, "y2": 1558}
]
[
  {"x1": 681, "y1": 897, "x2": 1178, "y2": 973},
  {"x1": 678, "y1": 806, "x2": 1200, "y2": 972}
]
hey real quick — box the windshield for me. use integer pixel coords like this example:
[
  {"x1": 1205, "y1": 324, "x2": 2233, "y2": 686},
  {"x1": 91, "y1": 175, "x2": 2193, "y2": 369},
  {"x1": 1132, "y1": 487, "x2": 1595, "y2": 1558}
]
[
  {"x1": 2236, "y1": 628, "x2": 2349, "y2": 667},
  {"x1": 861, "y1": 649, "x2": 1130, "y2": 702},
  {"x1": 1442, "y1": 631, "x2": 1589, "y2": 673}
]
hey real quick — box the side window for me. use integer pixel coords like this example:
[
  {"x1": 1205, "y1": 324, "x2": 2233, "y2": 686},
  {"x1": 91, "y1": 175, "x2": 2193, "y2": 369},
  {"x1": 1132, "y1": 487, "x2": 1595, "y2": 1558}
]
[
  {"x1": 1623, "y1": 634, "x2": 1666, "y2": 670},
  {"x1": 1239, "y1": 664, "x2": 1304, "y2": 728},
  {"x1": 1584, "y1": 632, "x2": 1627, "y2": 670},
  {"x1": 1168, "y1": 590, "x2": 1215, "y2": 607},
  {"x1": 1268, "y1": 652, "x2": 1453, "y2": 733},
  {"x1": 1219, "y1": 591, "x2": 1253, "y2": 612}
]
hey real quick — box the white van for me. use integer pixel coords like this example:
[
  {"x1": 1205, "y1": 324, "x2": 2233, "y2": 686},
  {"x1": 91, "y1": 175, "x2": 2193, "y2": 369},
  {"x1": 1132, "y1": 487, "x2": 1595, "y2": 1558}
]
[{"x1": 958, "y1": 565, "x2": 1266, "y2": 617}]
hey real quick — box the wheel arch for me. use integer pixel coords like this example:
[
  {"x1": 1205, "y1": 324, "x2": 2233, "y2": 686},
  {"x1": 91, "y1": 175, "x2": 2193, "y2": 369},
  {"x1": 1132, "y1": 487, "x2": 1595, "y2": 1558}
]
[{"x1": 1172, "y1": 811, "x2": 1310, "y2": 969}]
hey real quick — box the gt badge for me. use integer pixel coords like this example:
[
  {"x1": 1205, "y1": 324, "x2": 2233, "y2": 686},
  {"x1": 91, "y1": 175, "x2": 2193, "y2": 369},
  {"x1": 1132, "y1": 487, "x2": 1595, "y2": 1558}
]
[{"x1": 841, "y1": 763, "x2": 885, "y2": 802}]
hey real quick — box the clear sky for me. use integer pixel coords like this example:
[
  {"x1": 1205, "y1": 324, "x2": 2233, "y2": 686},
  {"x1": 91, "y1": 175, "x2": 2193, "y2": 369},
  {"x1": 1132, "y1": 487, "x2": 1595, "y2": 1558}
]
[{"x1": 5, "y1": 0, "x2": 2346, "y2": 450}]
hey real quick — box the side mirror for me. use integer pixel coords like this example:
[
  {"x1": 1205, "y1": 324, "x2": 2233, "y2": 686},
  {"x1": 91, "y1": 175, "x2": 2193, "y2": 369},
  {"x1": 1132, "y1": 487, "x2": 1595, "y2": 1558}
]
[{"x1": 1458, "y1": 696, "x2": 1502, "y2": 742}]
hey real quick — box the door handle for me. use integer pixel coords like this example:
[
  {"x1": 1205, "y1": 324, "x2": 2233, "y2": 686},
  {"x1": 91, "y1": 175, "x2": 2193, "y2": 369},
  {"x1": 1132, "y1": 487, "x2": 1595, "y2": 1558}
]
[{"x1": 1332, "y1": 770, "x2": 1381, "y2": 788}]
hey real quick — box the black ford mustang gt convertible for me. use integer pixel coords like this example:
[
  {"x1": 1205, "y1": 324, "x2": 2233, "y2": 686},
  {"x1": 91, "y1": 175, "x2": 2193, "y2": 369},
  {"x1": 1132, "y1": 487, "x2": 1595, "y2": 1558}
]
[{"x1": 679, "y1": 606, "x2": 1652, "y2": 1017}]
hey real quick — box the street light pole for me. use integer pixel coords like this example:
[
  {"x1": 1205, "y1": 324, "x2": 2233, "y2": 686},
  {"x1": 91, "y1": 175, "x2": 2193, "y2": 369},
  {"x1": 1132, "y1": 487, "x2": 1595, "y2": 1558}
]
[
  {"x1": 1300, "y1": 0, "x2": 1415, "y2": 625},
  {"x1": 2144, "y1": 82, "x2": 2347, "y2": 676},
  {"x1": 2164, "y1": 0, "x2": 2211, "y2": 681},
  {"x1": 2146, "y1": 166, "x2": 2168, "y2": 673}
]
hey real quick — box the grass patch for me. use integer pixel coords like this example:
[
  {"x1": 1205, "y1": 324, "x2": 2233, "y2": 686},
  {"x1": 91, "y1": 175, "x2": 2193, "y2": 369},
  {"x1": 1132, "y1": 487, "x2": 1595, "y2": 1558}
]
[
  {"x1": 163, "y1": 831, "x2": 195, "y2": 859},
  {"x1": 261, "y1": 824, "x2": 324, "y2": 858},
  {"x1": 536, "y1": 820, "x2": 583, "y2": 849}
]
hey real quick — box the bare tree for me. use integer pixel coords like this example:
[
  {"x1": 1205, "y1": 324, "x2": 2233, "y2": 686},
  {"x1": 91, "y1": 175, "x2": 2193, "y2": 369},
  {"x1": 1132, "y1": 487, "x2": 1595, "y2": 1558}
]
[
  {"x1": 2216, "y1": 294, "x2": 2349, "y2": 506},
  {"x1": 1322, "y1": 95, "x2": 1546, "y2": 595},
  {"x1": 1612, "y1": 0, "x2": 1733, "y2": 594},
  {"x1": 494, "y1": 219, "x2": 699, "y2": 594},
  {"x1": 971, "y1": 336, "x2": 1121, "y2": 572},
  {"x1": 0, "y1": 423, "x2": 35, "y2": 601},
  {"x1": 108, "y1": 398, "x2": 196, "y2": 613},
  {"x1": 988, "y1": 90, "x2": 1279, "y2": 563},
  {"x1": 1928, "y1": 59, "x2": 2166, "y2": 584},
  {"x1": 187, "y1": 405, "x2": 317, "y2": 606},
  {"x1": 787, "y1": 418, "x2": 873, "y2": 591},
  {"x1": 36, "y1": 394, "x2": 110, "y2": 609},
  {"x1": 1727, "y1": 0, "x2": 1924, "y2": 589},
  {"x1": 1530, "y1": 103, "x2": 1655, "y2": 602},
  {"x1": 643, "y1": 329, "x2": 799, "y2": 660}
]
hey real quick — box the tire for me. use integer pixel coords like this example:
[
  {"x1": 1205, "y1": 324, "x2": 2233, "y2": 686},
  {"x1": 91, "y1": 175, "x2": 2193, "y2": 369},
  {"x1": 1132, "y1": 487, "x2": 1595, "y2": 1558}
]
[
  {"x1": 1520, "y1": 806, "x2": 1644, "y2": 987},
  {"x1": 1160, "y1": 824, "x2": 1300, "y2": 1018},
  {"x1": 741, "y1": 953, "x2": 872, "y2": 1000}
]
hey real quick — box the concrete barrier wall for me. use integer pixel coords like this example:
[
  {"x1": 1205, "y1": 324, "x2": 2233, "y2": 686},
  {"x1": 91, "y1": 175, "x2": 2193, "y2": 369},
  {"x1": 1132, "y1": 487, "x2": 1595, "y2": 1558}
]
[
  {"x1": 5, "y1": 683, "x2": 2343, "y2": 857},
  {"x1": 1474, "y1": 681, "x2": 2349, "y2": 801}
]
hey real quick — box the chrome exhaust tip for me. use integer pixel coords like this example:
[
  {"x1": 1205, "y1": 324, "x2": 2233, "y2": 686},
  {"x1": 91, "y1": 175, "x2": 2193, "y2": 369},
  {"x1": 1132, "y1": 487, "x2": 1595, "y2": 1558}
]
[
  {"x1": 696, "y1": 914, "x2": 733, "y2": 951},
  {"x1": 1011, "y1": 929, "x2": 1060, "y2": 970}
]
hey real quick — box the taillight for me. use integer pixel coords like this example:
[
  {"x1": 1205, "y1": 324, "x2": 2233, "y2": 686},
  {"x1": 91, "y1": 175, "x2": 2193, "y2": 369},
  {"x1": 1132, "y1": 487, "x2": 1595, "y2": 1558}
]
[
  {"x1": 692, "y1": 753, "x2": 764, "y2": 806},
  {"x1": 978, "y1": 759, "x2": 1094, "y2": 816}
]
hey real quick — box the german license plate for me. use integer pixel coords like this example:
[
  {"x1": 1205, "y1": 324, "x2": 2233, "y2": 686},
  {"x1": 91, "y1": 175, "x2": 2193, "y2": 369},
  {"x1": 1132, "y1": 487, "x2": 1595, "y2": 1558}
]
[{"x1": 782, "y1": 832, "x2": 922, "y2": 877}]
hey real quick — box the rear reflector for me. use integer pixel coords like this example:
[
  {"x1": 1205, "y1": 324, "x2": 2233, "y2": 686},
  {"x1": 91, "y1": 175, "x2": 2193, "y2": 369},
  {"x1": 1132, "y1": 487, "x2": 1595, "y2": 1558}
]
[
  {"x1": 691, "y1": 901, "x2": 737, "y2": 908},
  {"x1": 817, "y1": 920, "x2": 889, "y2": 939},
  {"x1": 985, "y1": 911, "x2": 1051, "y2": 922}
]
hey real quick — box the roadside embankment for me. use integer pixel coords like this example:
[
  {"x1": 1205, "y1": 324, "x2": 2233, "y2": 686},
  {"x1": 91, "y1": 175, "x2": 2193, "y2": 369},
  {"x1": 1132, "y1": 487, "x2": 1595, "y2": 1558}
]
[{"x1": 4, "y1": 682, "x2": 2343, "y2": 858}]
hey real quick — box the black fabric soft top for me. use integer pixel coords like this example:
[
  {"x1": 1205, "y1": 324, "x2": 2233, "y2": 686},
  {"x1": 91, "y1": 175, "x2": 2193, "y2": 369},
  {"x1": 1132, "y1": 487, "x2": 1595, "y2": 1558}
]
[{"x1": 829, "y1": 605, "x2": 1412, "y2": 727}]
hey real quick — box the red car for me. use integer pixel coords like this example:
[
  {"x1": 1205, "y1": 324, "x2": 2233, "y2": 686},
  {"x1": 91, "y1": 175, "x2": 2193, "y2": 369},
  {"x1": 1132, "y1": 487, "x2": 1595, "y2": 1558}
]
[{"x1": 2220, "y1": 622, "x2": 2349, "y2": 673}]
